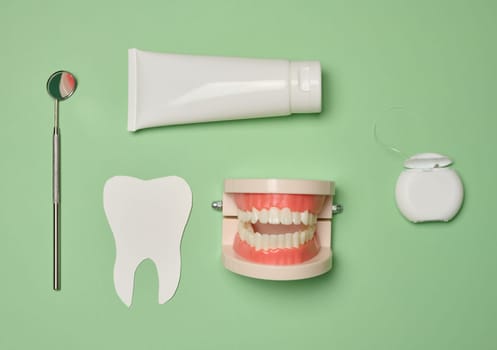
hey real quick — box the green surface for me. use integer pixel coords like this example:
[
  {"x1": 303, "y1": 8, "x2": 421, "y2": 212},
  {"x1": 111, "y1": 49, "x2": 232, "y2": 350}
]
[{"x1": 1, "y1": 0, "x2": 497, "y2": 349}]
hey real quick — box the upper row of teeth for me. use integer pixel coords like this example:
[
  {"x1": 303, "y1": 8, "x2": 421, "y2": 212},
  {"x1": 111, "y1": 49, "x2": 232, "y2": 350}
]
[{"x1": 237, "y1": 208, "x2": 318, "y2": 225}]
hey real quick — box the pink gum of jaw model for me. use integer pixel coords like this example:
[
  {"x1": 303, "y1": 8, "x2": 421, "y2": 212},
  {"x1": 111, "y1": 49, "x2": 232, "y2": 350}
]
[{"x1": 221, "y1": 179, "x2": 335, "y2": 280}]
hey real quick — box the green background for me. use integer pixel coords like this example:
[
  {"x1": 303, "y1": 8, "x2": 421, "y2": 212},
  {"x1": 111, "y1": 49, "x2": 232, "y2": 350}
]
[{"x1": 1, "y1": 0, "x2": 496, "y2": 349}]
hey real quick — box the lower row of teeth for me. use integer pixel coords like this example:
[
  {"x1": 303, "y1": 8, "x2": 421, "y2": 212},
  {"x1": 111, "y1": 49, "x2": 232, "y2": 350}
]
[
  {"x1": 237, "y1": 208, "x2": 318, "y2": 225},
  {"x1": 238, "y1": 222, "x2": 315, "y2": 251}
]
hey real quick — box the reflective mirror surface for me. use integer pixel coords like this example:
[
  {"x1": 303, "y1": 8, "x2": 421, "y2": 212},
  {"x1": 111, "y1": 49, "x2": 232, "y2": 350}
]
[{"x1": 46, "y1": 71, "x2": 77, "y2": 101}]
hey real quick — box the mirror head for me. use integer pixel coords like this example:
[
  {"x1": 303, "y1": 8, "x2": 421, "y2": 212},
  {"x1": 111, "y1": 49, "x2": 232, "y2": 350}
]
[{"x1": 47, "y1": 71, "x2": 77, "y2": 101}]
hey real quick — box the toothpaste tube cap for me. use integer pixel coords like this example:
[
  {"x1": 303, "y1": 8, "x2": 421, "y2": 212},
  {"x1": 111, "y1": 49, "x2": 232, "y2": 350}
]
[{"x1": 289, "y1": 61, "x2": 322, "y2": 114}]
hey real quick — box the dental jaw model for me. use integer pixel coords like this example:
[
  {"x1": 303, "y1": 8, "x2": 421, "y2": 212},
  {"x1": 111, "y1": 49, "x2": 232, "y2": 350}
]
[
  {"x1": 217, "y1": 179, "x2": 339, "y2": 280},
  {"x1": 103, "y1": 176, "x2": 192, "y2": 307}
]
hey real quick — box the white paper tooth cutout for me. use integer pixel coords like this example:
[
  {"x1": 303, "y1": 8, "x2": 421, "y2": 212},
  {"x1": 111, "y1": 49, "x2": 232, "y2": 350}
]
[{"x1": 103, "y1": 176, "x2": 192, "y2": 307}]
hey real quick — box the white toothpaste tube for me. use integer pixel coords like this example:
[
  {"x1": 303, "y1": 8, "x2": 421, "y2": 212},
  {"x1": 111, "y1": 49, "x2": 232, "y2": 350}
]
[{"x1": 128, "y1": 48, "x2": 322, "y2": 131}]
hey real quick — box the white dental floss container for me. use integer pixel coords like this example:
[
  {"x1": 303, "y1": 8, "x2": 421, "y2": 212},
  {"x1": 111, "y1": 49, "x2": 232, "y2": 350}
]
[{"x1": 395, "y1": 153, "x2": 464, "y2": 222}]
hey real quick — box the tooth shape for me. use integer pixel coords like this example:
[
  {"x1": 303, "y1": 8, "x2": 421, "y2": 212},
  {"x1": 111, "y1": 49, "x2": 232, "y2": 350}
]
[
  {"x1": 269, "y1": 207, "x2": 280, "y2": 224},
  {"x1": 238, "y1": 209, "x2": 246, "y2": 222},
  {"x1": 305, "y1": 228, "x2": 312, "y2": 242},
  {"x1": 301, "y1": 211, "x2": 309, "y2": 225},
  {"x1": 299, "y1": 231, "x2": 306, "y2": 244},
  {"x1": 103, "y1": 176, "x2": 192, "y2": 307},
  {"x1": 238, "y1": 222, "x2": 247, "y2": 241},
  {"x1": 285, "y1": 233, "x2": 292, "y2": 248},
  {"x1": 251, "y1": 208, "x2": 258, "y2": 224},
  {"x1": 310, "y1": 213, "x2": 317, "y2": 225},
  {"x1": 261, "y1": 234, "x2": 269, "y2": 250},
  {"x1": 255, "y1": 232, "x2": 262, "y2": 251},
  {"x1": 269, "y1": 234, "x2": 278, "y2": 249},
  {"x1": 248, "y1": 231, "x2": 255, "y2": 246},
  {"x1": 281, "y1": 208, "x2": 292, "y2": 225},
  {"x1": 292, "y1": 232, "x2": 299, "y2": 248},
  {"x1": 259, "y1": 209, "x2": 269, "y2": 224},
  {"x1": 292, "y1": 211, "x2": 301, "y2": 225}
]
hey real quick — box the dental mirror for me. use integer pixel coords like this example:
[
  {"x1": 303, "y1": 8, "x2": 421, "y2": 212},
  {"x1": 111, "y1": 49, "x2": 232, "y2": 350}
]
[{"x1": 47, "y1": 70, "x2": 77, "y2": 291}]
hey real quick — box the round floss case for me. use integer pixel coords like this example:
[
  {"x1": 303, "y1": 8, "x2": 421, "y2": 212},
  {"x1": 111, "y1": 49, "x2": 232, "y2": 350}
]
[{"x1": 395, "y1": 153, "x2": 464, "y2": 223}]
